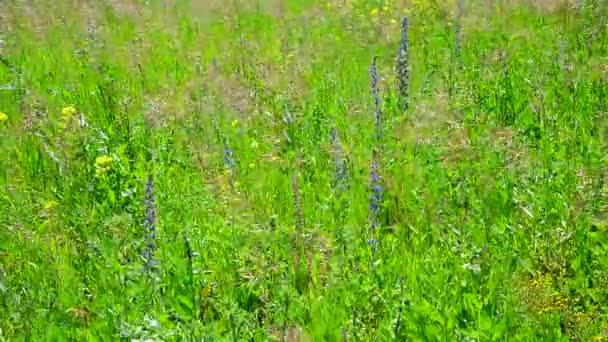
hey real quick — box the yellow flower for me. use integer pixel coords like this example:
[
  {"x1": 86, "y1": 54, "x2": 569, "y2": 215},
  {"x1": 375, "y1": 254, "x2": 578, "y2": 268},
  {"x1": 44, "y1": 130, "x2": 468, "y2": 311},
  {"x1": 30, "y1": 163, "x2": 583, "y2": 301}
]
[
  {"x1": 43, "y1": 200, "x2": 58, "y2": 210},
  {"x1": 95, "y1": 155, "x2": 114, "y2": 175},
  {"x1": 0, "y1": 112, "x2": 7, "y2": 122},
  {"x1": 95, "y1": 155, "x2": 113, "y2": 167},
  {"x1": 61, "y1": 106, "x2": 77, "y2": 120}
]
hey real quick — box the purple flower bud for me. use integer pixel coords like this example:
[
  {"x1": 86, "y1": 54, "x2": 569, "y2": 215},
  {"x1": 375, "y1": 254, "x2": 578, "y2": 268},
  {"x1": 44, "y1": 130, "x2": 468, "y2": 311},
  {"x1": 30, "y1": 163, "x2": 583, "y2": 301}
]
[
  {"x1": 395, "y1": 16, "x2": 410, "y2": 111},
  {"x1": 369, "y1": 57, "x2": 382, "y2": 140},
  {"x1": 223, "y1": 144, "x2": 235, "y2": 169}
]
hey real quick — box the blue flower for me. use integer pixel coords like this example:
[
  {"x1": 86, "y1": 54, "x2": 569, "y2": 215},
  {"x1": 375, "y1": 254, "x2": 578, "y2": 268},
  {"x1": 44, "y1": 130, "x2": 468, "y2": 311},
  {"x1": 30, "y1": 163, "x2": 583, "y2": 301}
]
[
  {"x1": 223, "y1": 144, "x2": 236, "y2": 169},
  {"x1": 369, "y1": 57, "x2": 382, "y2": 140}
]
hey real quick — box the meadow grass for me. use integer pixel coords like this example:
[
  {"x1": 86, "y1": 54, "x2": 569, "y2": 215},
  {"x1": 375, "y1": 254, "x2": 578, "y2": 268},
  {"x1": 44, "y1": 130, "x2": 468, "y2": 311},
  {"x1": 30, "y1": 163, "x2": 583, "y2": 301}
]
[{"x1": 0, "y1": 0, "x2": 607, "y2": 340}]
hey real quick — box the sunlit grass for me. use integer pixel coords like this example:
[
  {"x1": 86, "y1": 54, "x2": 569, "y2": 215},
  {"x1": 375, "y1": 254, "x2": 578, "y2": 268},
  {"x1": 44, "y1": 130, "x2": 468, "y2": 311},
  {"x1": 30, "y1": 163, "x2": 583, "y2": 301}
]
[{"x1": 0, "y1": 0, "x2": 607, "y2": 340}]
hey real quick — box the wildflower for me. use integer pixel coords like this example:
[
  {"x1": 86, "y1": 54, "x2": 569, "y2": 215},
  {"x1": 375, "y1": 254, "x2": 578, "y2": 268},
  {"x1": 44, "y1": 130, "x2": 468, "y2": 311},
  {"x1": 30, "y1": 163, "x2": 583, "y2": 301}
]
[
  {"x1": 43, "y1": 200, "x2": 58, "y2": 210},
  {"x1": 94, "y1": 155, "x2": 114, "y2": 176},
  {"x1": 142, "y1": 175, "x2": 158, "y2": 271},
  {"x1": 0, "y1": 112, "x2": 7, "y2": 123},
  {"x1": 330, "y1": 127, "x2": 350, "y2": 254},
  {"x1": 223, "y1": 143, "x2": 237, "y2": 188},
  {"x1": 368, "y1": 56, "x2": 384, "y2": 262},
  {"x1": 223, "y1": 144, "x2": 236, "y2": 169},
  {"x1": 330, "y1": 127, "x2": 349, "y2": 198},
  {"x1": 61, "y1": 106, "x2": 77, "y2": 120},
  {"x1": 395, "y1": 16, "x2": 410, "y2": 111},
  {"x1": 368, "y1": 148, "x2": 382, "y2": 259},
  {"x1": 369, "y1": 56, "x2": 382, "y2": 141},
  {"x1": 291, "y1": 173, "x2": 304, "y2": 231}
]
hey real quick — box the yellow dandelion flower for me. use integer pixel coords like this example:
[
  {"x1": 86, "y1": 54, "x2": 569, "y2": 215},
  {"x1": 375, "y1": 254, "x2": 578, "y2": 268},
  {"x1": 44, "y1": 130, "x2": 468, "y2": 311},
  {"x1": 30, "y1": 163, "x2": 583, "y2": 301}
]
[
  {"x1": 95, "y1": 155, "x2": 113, "y2": 167},
  {"x1": 43, "y1": 200, "x2": 58, "y2": 210},
  {"x1": 95, "y1": 155, "x2": 114, "y2": 175},
  {"x1": 61, "y1": 106, "x2": 77, "y2": 120},
  {"x1": 0, "y1": 112, "x2": 7, "y2": 122},
  {"x1": 201, "y1": 285, "x2": 212, "y2": 298}
]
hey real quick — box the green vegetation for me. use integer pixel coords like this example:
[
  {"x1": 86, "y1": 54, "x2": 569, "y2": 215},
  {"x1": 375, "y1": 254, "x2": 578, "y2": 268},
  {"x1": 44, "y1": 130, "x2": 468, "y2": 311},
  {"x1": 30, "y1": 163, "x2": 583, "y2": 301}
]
[{"x1": 0, "y1": 0, "x2": 607, "y2": 340}]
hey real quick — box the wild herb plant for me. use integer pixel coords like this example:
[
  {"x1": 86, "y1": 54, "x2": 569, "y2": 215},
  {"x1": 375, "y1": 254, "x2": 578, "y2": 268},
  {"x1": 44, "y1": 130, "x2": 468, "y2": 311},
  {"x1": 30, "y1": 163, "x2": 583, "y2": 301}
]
[
  {"x1": 367, "y1": 56, "x2": 384, "y2": 267},
  {"x1": 0, "y1": 1, "x2": 607, "y2": 340},
  {"x1": 330, "y1": 127, "x2": 350, "y2": 255},
  {"x1": 142, "y1": 175, "x2": 157, "y2": 272},
  {"x1": 395, "y1": 16, "x2": 410, "y2": 112}
]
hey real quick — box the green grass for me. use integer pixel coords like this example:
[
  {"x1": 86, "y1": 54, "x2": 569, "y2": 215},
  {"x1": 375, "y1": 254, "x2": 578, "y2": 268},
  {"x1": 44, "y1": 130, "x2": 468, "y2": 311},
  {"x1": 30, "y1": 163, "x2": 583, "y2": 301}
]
[{"x1": 0, "y1": 0, "x2": 607, "y2": 340}]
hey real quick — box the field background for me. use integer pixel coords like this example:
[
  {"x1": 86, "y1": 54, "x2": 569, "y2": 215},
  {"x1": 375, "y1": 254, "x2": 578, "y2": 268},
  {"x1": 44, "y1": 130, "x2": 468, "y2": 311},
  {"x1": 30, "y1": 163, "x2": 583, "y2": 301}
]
[{"x1": 0, "y1": 0, "x2": 607, "y2": 340}]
